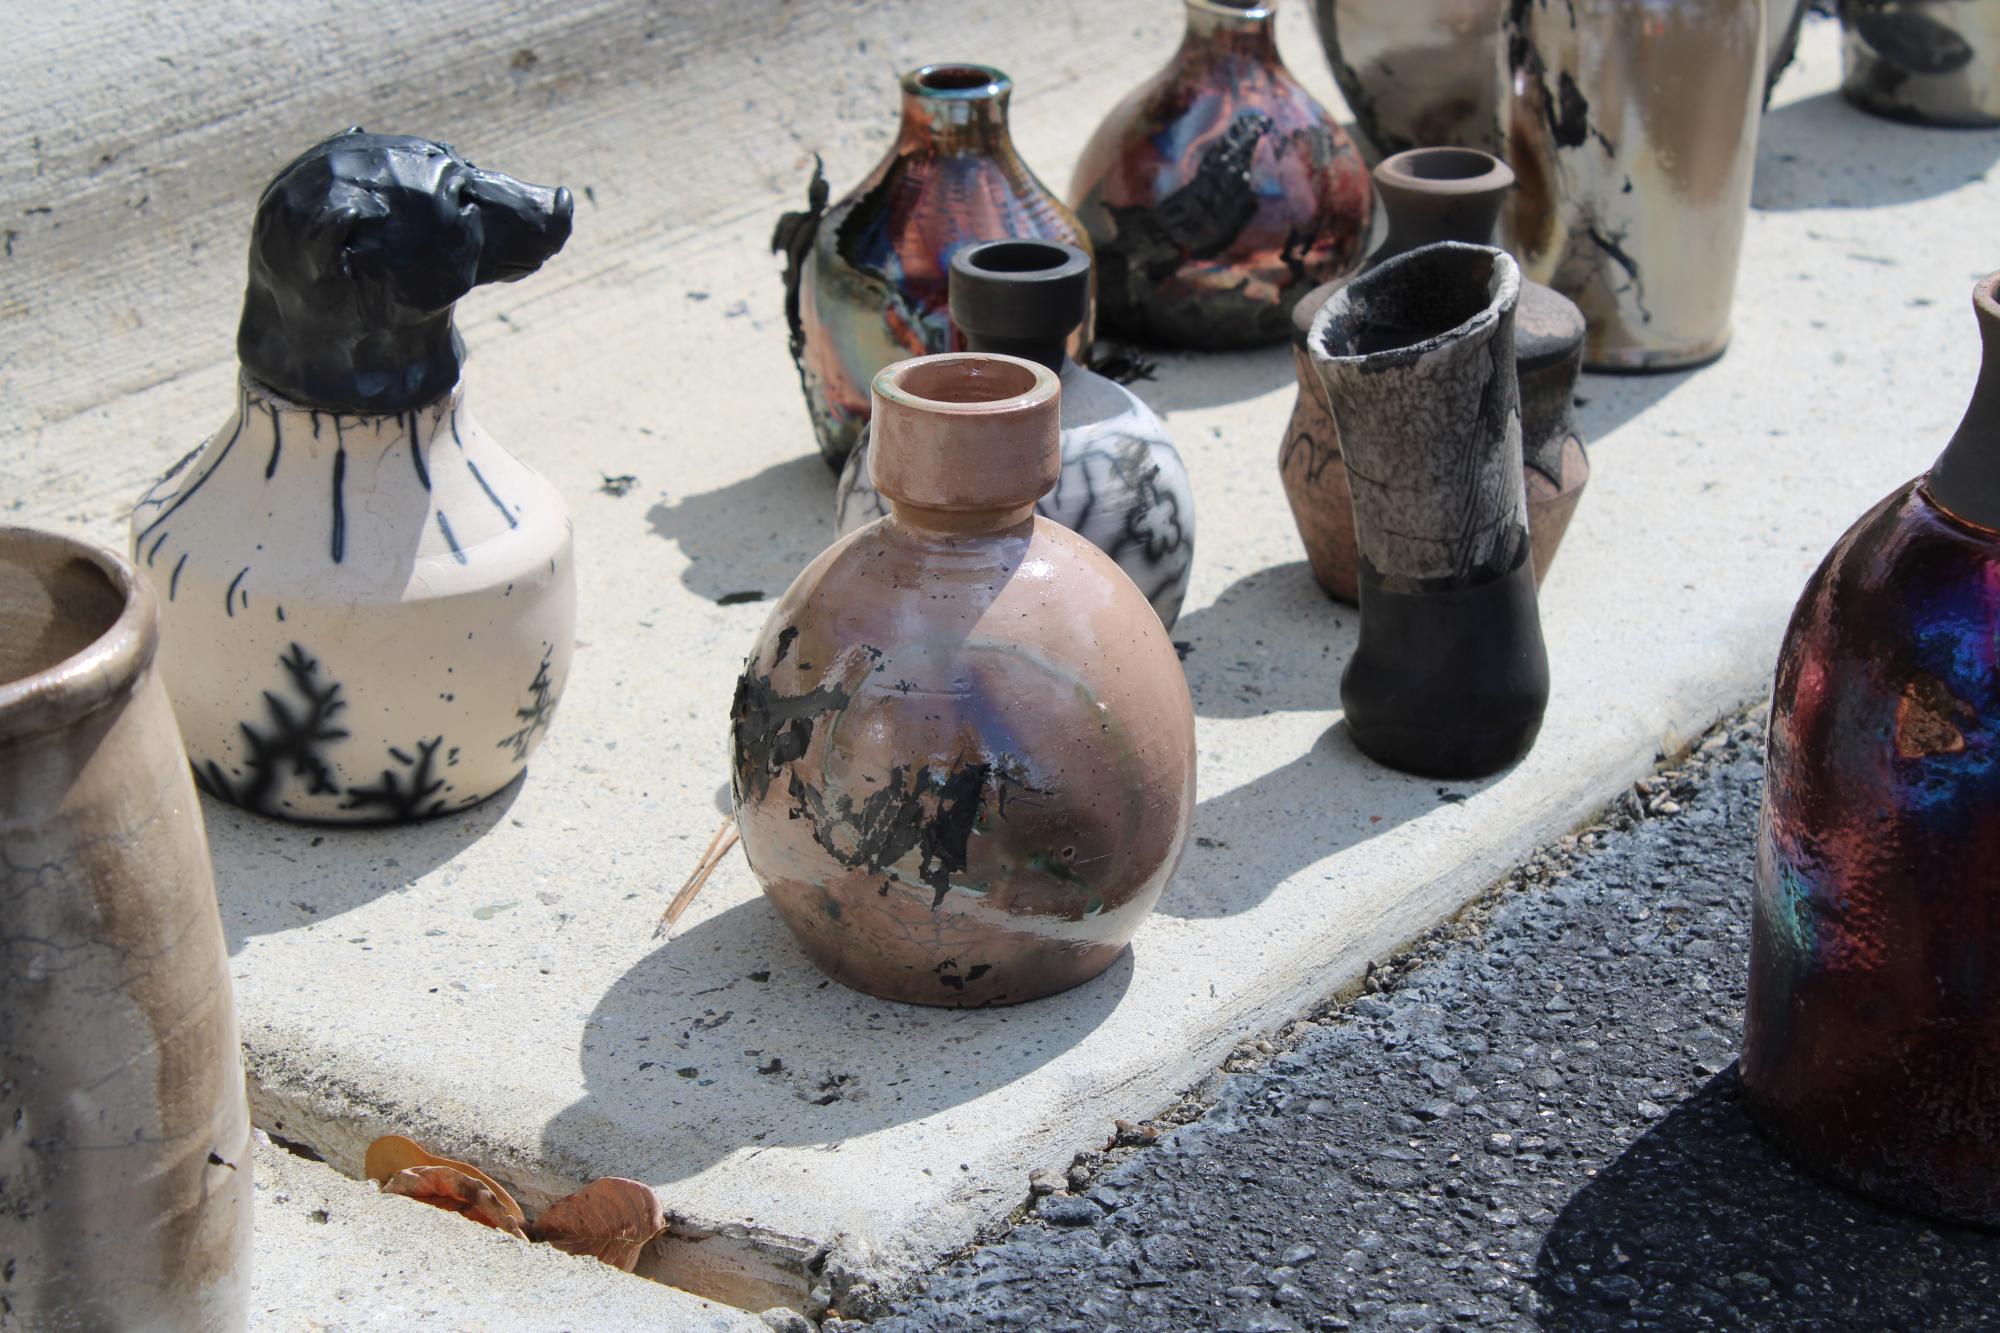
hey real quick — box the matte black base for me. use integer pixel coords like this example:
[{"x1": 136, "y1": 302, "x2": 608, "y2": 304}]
[{"x1": 1342, "y1": 551, "x2": 1550, "y2": 778}]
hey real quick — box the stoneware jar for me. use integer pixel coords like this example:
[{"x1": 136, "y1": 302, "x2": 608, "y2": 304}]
[
  {"x1": 1069, "y1": 0, "x2": 1373, "y2": 348},
  {"x1": 1, "y1": 527, "x2": 253, "y2": 1328},
  {"x1": 1743, "y1": 272, "x2": 2000, "y2": 1227},
  {"x1": 731, "y1": 353, "x2": 1196, "y2": 1007},
  {"x1": 775, "y1": 64, "x2": 1090, "y2": 470},
  {"x1": 1840, "y1": 0, "x2": 2000, "y2": 127},
  {"x1": 1309, "y1": 243, "x2": 1549, "y2": 777},
  {"x1": 837, "y1": 240, "x2": 1196, "y2": 626},
  {"x1": 129, "y1": 130, "x2": 575, "y2": 824},
  {"x1": 1309, "y1": 0, "x2": 1508, "y2": 157},
  {"x1": 1281, "y1": 148, "x2": 1589, "y2": 601},
  {"x1": 1504, "y1": 0, "x2": 1765, "y2": 371}
]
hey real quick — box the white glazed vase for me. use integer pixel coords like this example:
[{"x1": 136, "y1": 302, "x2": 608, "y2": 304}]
[{"x1": 130, "y1": 375, "x2": 574, "y2": 823}]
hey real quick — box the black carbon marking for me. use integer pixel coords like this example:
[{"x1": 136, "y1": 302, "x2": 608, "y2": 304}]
[
  {"x1": 465, "y1": 458, "x2": 518, "y2": 529},
  {"x1": 331, "y1": 446, "x2": 348, "y2": 563},
  {"x1": 224, "y1": 566, "x2": 249, "y2": 617},
  {"x1": 169, "y1": 552, "x2": 188, "y2": 601},
  {"x1": 436, "y1": 510, "x2": 468, "y2": 564}
]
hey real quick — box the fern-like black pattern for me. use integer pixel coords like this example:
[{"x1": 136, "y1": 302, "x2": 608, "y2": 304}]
[
  {"x1": 197, "y1": 642, "x2": 349, "y2": 814},
  {"x1": 497, "y1": 645, "x2": 561, "y2": 761}
]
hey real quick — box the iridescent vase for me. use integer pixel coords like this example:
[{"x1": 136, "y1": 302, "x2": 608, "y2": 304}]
[
  {"x1": 1068, "y1": 0, "x2": 1373, "y2": 349},
  {"x1": 776, "y1": 64, "x2": 1089, "y2": 470},
  {"x1": 1745, "y1": 272, "x2": 2000, "y2": 1227}
]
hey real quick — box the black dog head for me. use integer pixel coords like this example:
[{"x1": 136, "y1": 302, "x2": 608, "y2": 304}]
[{"x1": 238, "y1": 129, "x2": 573, "y2": 413}]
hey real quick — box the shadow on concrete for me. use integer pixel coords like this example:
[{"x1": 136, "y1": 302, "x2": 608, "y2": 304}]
[
  {"x1": 206, "y1": 775, "x2": 522, "y2": 955},
  {"x1": 645, "y1": 453, "x2": 835, "y2": 603},
  {"x1": 1533, "y1": 1065, "x2": 2000, "y2": 1328},
  {"x1": 538, "y1": 892, "x2": 1130, "y2": 1187},
  {"x1": 1175, "y1": 561, "x2": 1353, "y2": 719},
  {"x1": 1574, "y1": 367, "x2": 1700, "y2": 444},
  {"x1": 1754, "y1": 91, "x2": 2000, "y2": 212},
  {"x1": 1126, "y1": 343, "x2": 1300, "y2": 415}
]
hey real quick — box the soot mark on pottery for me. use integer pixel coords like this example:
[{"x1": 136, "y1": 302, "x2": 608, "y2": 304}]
[
  {"x1": 772, "y1": 626, "x2": 799, "y2": 666},
  {"x1": 934, "y1": 959, "x2": 994, "y2": 990},
  {"x1": 330, "y1": 446, "x2": 348, "y2": 563},
  {"x1": 196, "y1": 642, "x2": 349, "y2": 814},
  {"x1": 497, "y1": 645, "x2": 560, "y2": 761},
  {"x1": 263, "y1": 403, "x2": 283, "y2": 479},
  {"x1": 223, "y1": 566, "x2": 249, "y2": 617},
  {"x1": 465, "y1": 458, "x2": 517, "y2": 529},
  {"x1": 1583, "y1": 222, "x2": 1650, "y2": 326},
  {"x1": 729, "y1": 665, "x2": 852, "y2": 804},
  {"x1": 771, "y1": 153, "x2": 829, "y2": 379},
  {"x1": 168, "y1": 552, "x2": 188, "y2": 601},
  {"x1": 340, "y1": 736, "x2": 449, "y2": 821},
  {"x1": 785, "y1": 759, "x2": 1007, "y2": 908},
  {"x1": 134, "y1": 409, "x2": 246, "y2": 547},
  {"x1": 408, "y1": 410, "x2": 430, "y2": 489},
  {"x1": 435, "y1": 511, "x2": 467, "y2": 564}
]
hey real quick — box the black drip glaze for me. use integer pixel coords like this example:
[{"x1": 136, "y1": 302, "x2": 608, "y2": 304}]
[
  {"x1": 237, "y1": 128, "x2": 573, "y2": 415},
  {"x1": 948, "y1": 239, "x2": 1092, "y2": 372}
]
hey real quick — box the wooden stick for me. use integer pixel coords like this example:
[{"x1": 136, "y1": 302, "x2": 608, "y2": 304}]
[{"x1": 654, "y1": 816, "x2": 739, "y2": 939}]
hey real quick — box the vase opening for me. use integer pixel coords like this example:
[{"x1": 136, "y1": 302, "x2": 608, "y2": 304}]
[
  {"x1": 1187, "y1": 0, "x2": 1275, "y2": 20},
  {"x1": 1317, "y1": 244, "x2": 1516, "y2": 362},
  {"x1": 893, "y1": 356, "x2": 1040, "y2": 405},
  {"x1": 963, "y1": 240, "x2": 1071, "y2": 275},
  {"x1": 869, "y1": 353, "x2": 1062, "y2": 522},
  {"x1": 905, "y1": 64, "x2": 1009, "y2": 99},
  {"x1": 1380, "y1": 147, "x2": 1515, "y2": 192},
  {"x1": 0, "y1": 530, "x2": 154, "y2": 739}
]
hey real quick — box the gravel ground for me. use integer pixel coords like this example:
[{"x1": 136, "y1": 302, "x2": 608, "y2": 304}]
[{"x1": 862, "y1": 710, "x2": 2000, "y2": 1332}]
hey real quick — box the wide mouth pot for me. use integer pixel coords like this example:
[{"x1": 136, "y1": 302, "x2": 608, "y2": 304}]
[
  {"x1": 874, "y1": 353, "x2": 1057, "y2": 415},
  {"x1": 0, "y1": 527, "x2": 157, "y2": 743},
  {"x1": 1312, "y1": 242, "x2": 1520, "y2": 367},
  {"x1": 902, "y1": 64, "x2": 1011, "y2": 100},
  {"x1": 1375, "y1": 147, "x2": 1515, "y2": 197},
  {"x1": 869, "y1": 353, "x2": 1062, "y2": 515}
]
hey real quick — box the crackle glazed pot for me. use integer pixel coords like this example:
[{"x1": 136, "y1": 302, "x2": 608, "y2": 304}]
[
  {"x1": 732, "y1": 354, "x2": 1196, "y2": 1007},
  {"x1": 1309, "y1": 244, "x2": 1548, "y2": 777},
  {"x1": 1, "y1": 528, "x2": 253, "y2": 1329},
  {"x1": 775, "y1": 65, "x2": 1090, "y2": 471},
  {"x1": 130, "y1": 130, "x2": 575, "y2": 824},
  {"x1": 1309, "y1": 0, "x2": 1508, "y2": 157},
  {"x1": 1840, "y1": 0, "x2": 2000, "y2": 127},
  {"x1": 1068, "y1": 0, "x2": 1374, "y2": 348},
  {"x1": 837, "y1": 240, "x2": 1195, "y2": 626},
  {"x1": 1281, "y1": 148, "x2": 1588, "y2": 601},
  {"x1": 1504, "y1": 0, "x2": 1765, "y2": 371},
  {"x1": 1743, "y1": 273, "x2": 2000, "y2": 1227}
]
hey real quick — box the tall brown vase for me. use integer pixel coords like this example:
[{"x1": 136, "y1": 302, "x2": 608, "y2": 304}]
[{"x1": 0, "y1": 527, "x2": 253, "y2": 1328}]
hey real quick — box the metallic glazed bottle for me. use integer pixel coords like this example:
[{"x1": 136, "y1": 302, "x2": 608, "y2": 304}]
[
  {"x1": 732, "y1": 353, "x2": 1196, "y2": 1007},
  {"x1": 1839, "y1": 0, "x2": 2000, "y2": 127},
  {"x1": 1309, "y1": 0, "x2": 1508, "y2": 157},
  {"x1": 1068, "y1": 0, "x2": 1373, "y2": 349},
  {"x1": 1503, "y1": 0, "x2": 1765, "y2": 371},
  {"x1": 777, "y1": 65, "x2": 1090, "y2": 470},
  {"x1": 1744, "y1": 272, "x2": 2000, "y2": 1228}
]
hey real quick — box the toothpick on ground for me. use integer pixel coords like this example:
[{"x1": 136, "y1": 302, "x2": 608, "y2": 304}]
[{"x1": 655, "y1": 815, "x2": 739, "y2": 939}]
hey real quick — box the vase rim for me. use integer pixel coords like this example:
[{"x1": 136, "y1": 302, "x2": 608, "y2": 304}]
[
  {"x1": 1376, "y1": 147, "x2": 1515, "y2": 198},
  {"x1": 0, "y1": 527, "x2": 158, "y2": 743},
  {"x1": 1310, "y1": 242, "x2": 1520, "y2": 370},
  {"x1": 901, "y1": 63, "x2": 1012, "y2": 101},
  {"x1": 1186, "y1": 0, "x2": 1275, "y2": 22},
  {"x1": 873, "y1": 352, "x2": 1059, "y2": 419}
]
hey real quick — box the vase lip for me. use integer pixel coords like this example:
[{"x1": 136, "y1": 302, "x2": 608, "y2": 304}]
[
  {"x1": 902, "y1": 63, "x2": 1012, "y2": 102},
  {"x1": 873, "y1": 351, "x2": 1060, "y2": 420},
  {"x1": 1375, "y1": 147, "x2": 1515, "y2": 198},
  {"x1": 0, "y1": 527, "x2": 159, "y2": 743},
  {"x1": 1186, "y1": 0, "x2": 1276, "y2": 23},
  {"x1": 1310, "y1": 242, "x2": 1520, "y2": 370},
  {"x1": 869, "y1": 353, "x2": 1062, "y2": 516}
]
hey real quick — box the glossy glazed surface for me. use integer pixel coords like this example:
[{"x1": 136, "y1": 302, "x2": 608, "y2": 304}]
[
  {"x1": 1069, "y1": 0, "x2": 1373, "y2": 348},
  {"x1": 1311, "y1": 0, "x2": 1508, "y2": 157},
  {"x1": 1841, "y1": 0, "x2": 2000, "y2": 127}
]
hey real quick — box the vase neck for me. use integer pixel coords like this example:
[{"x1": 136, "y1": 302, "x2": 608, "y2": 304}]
[
  {"x1": 948, "y1": 238, "x2": 1093, "y2": 373},
  {"x1": 898, "y1": 64, "x2": 1017, "y2": 157},
  {"x1": 869, "y1": 353, "x2": 1062, "y2": 532},
  {"x1": 1372, "y1": 148, "x2": 1515, "y2": 266},
  {"x1": 1180, "y1": 0, "x2": 1279, "y2": 58},
  {"x1": 1927, "y1": 273, "x2": 2000, "y2": 531}
]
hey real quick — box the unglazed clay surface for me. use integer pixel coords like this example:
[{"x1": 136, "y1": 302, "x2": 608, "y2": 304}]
[
  {"x1": 0, "y1": 529, "x2": 252, "y2": 1329},
  {"x1": 130, "y1": 378, "x2": 573, "y2": 822}
]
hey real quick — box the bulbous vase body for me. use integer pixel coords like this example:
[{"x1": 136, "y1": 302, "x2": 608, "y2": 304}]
[
  {"x1": 1069, "y1": 0, "x2": 1373, "y2": 349},
  {"x1": 1504, "y1": 0, "x2": 1765, "y2": 371},
  {"x1": 1310, "y1": 0, "x2": 1508, "y2": 157},
  {"x1": 1, "y1": 529, "x2": 253, "y2": 1329},
  {"x1": 732, "y1": 355, "x2": 1195, "y2": 1006},
  {"x1": 130, "y1": 378, "x2": 575, "y2": 823},
  {"x1": 1840, "y1": 0, "x2": 2000, "y2": 127}
]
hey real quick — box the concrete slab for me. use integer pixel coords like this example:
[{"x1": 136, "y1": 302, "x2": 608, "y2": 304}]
[{"x1": 6, "y1": 3, "x2": 1999, "y2": 1315}]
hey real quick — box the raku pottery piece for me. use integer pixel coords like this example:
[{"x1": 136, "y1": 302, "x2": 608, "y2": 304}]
[
  {"x1": 1068, "y1": 0, "x2": 1374, "y2": 348},
  {"x1": 1280, "y1": 148, "x2": 1589, "y2": 601},
  {"x1": 130, "y1": 130, "x2": 576, "y2": 823},
  {"x1": 836, "y1": 240, "x2": 1196, "y2": 626},
  {"x1": 775, "y1": 65, "x2": 1090, "y2": 470},
  {"x1": 1308, "y1": 243, "x2": 1549, "y2": 777},
  {"x1": 1504, "y1": 0, "x2": 1765, "y2": 371},
  {"x1": 731, "y1": 354, "x2": 1197, "y2": 1007},
  {"x1": 1840, "y1": 0, "x2": 2000, "y2": 127},
  {"x1": 1743, "y1": 272, "x2": 2000, "y2": 1227},
  {"x1": 0, "y1": 528, "x2": 253, "y2": 1328},
  {"x1": 1309, "y1": 0, "x2": 1509, "y2": 158}
]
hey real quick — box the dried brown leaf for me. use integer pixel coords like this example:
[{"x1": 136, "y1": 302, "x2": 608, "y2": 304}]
[
  {"x1": 364, "y1": 1133, "x2": 526, "y2": 1230},
  {"x1": 381, "y1": 1164, "x2": 529, "y2": 1239},
  {"x1": 531, "y1": 1177, "x2": 667, "y2": 1272}
]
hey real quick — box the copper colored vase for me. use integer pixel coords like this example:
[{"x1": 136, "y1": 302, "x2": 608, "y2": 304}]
[
  {"x1": 1280, "y1": 148, "x2": 1588, "y2": 602},
  {"x1": 775, "y1": 65, "x2": 1090, "y2": 470},
  {"x1": 1068, "y1": 0, "x2": 1373, "y2": 348},
  {"x1": 1744, "y1": 273, "x2": 2000, "y2": 1227},
  {"x1": 730, "y1": 354, "x2": 1196, "y2": 1006}
]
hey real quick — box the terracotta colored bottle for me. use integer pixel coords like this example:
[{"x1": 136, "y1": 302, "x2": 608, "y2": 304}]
[
  {"x1": 731, "y1": 353, "x2": 1196, "y2": 1007},
  {"x1": 776, "y1": 65, "x2": 1090, "y2": 470},
  {"x1": 1, "y1": 527, "x2": 252, "y2": 1328},
  {"x1": 836, "y1": 239, "x2": 1196, "y2": 626},
  {"x1": 1840, "y1": 0, "x2": 2000, "y2": 127},
  {"x1": 1308, "y1": 244, "x2": 1549, "y2": 777},
  {"x1": 1744, "y1": 272, "x2": 2000, "y2": 1227},
  {"x1": 1281, "y1": 148, "x2": 1588, "y2": 602},
  {"x1": 1068, "y1": 0, "x2": 1373, "y2": 349},
  {"x1": 1309, "y1": 0, "x2": 1508, "y2": 157}
]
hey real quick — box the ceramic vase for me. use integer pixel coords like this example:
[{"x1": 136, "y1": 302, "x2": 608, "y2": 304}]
[
  {"x1": 731, "y1": 353, "x2": 1196, "y2": 1006},
  {"x1": 1504, "y1": 0, "x2": 1765, "y2": 371},
  {"x1": 1840, "y1": 0, "x2": 2000, "y2": 127},
  {"x1": 1068, "y1": 0, "x2": 1374, "y2": 349},
  {"x1": 1743, "y1": 272, "x2": 2000, "y2": 1227},
  {"x1": 1309, "y1": 243, "x2": 1549, "y2": 777},
  {"x1": 836, "y1": 240, "x2": 1196, "y2": 626},
  {"x1": 130, "y1": 131, "x2": 575, "y2": 823},
  {"x1": 1281, "y1": 148, "x2": 1589, "y2": 602},
  {"x1": 1, "y1": 527, "x2": 253, "y2": 1329},
  {"x1": 1309, "y1": 0, "x2": 1508, "y2": 157},
  {"x1": 776, "y1": 65, "x2": 1090, "y2": 471}
]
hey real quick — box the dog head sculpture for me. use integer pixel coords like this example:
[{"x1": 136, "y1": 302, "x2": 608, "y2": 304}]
[{"x1": 238, "y1": 129, "x2": 574, "y2": 413}]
